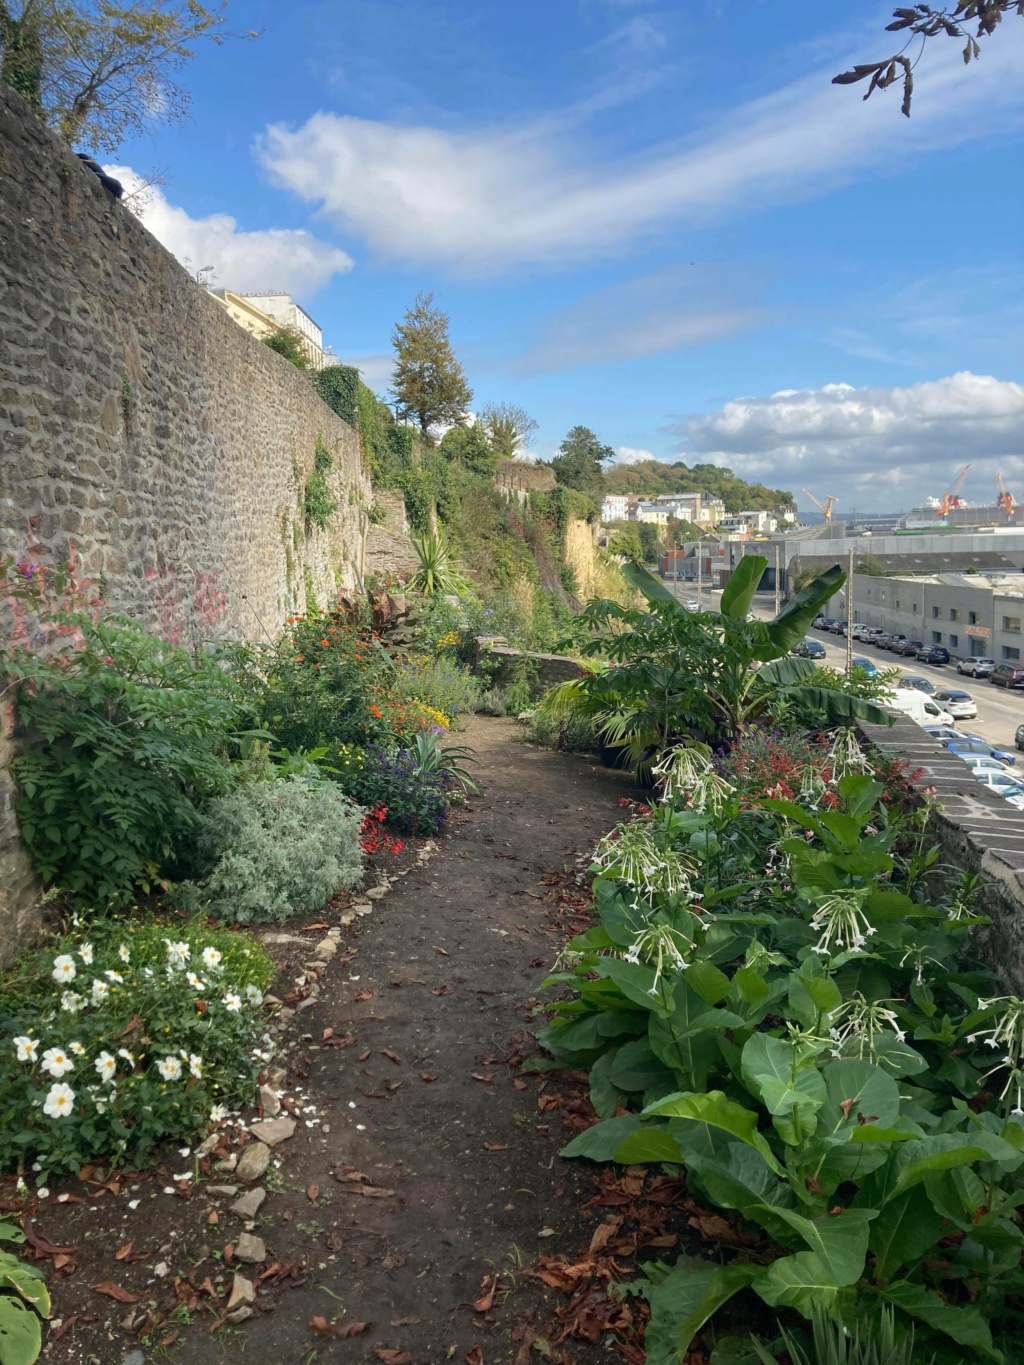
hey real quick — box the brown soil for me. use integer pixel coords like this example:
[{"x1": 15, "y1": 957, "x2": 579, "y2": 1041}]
[{"x1": 23, "y1": 717, "x2": 648, "y2": 1365}]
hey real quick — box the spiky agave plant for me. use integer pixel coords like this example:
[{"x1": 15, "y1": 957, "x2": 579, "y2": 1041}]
[
  {"x1": 408, "y1": 730, "x2": 479, "y2": 792},
  {"x1": 750, "y1": 1306, "x2": 926, "y2": 1365}
]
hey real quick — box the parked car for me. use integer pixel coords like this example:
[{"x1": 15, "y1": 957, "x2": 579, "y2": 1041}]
[
  {"x1": 812, "y1": 615, "x2": 828, "y2": 630},
  {"x1": 900, "y1": 640, "x2": 924, "y2": 657},
  {"x1": 946, "y1": 737, "x2": 1017, "y2": 767},
  {"x1": 916, "y1": 645, "x2": 950, "y2": 665},
  {"x1": 884, "y1": 689, "x2": 954, "y2": 726},
  {"x1": 863, "y1": 627, "x2": 884, "y2": 643},
  {"x1": 957, "y1": 656, "x2": 996, "y2": 679},
  {"x1": 901, "y1": 675, "x2": 936, "y2": 695},
  {"x1": 991, "y1": 663, "x2": 1024, "y2": 689},
  {"x1": 850, "y1": 622, "x2": 870, "y2": 640},
  {"x1": 972, "y1": 769, "x2": 1024, "y2": 809},
  {"x1": 1017, "y1": 723, "x2": 1024, "y2": 753},
  {"x1": 874, "y1": 633, "x2": 892, "y2": 649},
  {"x1": 851, "y1": 656, "x2": 877, "y2": 676},
  {"x1": 954, "y1": 752, "x2": 1011, "y2": 776},
  {"x1": 922, "y1": 725, "x2": 961, "y2": 743},
  {"x1": 792, "y1": 639, "x2": 827, "y2": 659},
  {"x1": 933, "y1": 689, "x2": 977, "y2": 720},
  {"x1": 887, "y1": 635, "x2": 909, "y2": 653}
]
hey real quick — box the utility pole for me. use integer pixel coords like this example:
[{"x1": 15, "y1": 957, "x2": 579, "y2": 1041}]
[
  {"x1": 697, "y1": 541, "x2": 703, "y2": 611},
  {"x1": 773, "y1": 543, "x2": 781, "y2": 618},
  {"x1": 846, "y1": 544, "x2": 855, "y2": 677}
]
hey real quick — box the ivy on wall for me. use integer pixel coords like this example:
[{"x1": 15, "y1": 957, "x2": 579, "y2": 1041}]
[
  {"x1": 312, "y1": 365, "x2": 360, "y2": 428},
  {"x1": 304, "y1": 435, "x2": 337, "y2": 532}
]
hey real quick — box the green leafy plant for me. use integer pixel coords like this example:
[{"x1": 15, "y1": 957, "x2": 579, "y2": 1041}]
[
  {"x1": 312, "y1": 364, "x2": 360, "y2": 426},
  {"x1": 407, "y1": 730, "x2": 478, "y2": 792},
  {"x1": 262, "y1": 322, "x2": 310, "y2": 370},
  {"x1": 0, "y1": 1219, "x2": 49, "y2": 1365},
  {"x1": 182, "y1": 774, "x2": 364, "y2": 923},
  {"x1": 304, "y1": 436, "x2": 337, "y2": 531},
  {"x1": 746, "y1": 1305, "x2": 924, "y2": 1365},
  {"x1": 0, "y1": 919, "x2": 274, "y2": 1177},
  {"x1": 6, "y1": 615, "x2": 250, "y2": 906},
  {"x1": 410, "y1": 531, "x2": 470, "y2": 596}
]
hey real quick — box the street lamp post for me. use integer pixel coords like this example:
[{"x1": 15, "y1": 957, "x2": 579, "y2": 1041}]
[
  {"x1": 697, "y1": 541, "x2": 703, "y2": 611},
  {"x1": 846, "y1": 544, "x2": 855, "y2": 676}
]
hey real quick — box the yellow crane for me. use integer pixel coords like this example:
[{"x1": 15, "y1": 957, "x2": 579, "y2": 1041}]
[
  {"x1": 997, "y1": 472, "x2": 1016, "y2": 519},
  {"x1": 938, "y1": 463, "x2": 971, "y2": 518},
  {"x1": 802, "y1": 488, "x2": 838, "y2": 522}
]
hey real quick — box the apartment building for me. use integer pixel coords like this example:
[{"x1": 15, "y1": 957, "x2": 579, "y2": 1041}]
[
  {"x1": 209, "y1": 289, "x2": 328, "y2": 370},
  {"x1": 600, "y1": 494, "x2": 631, "y2": 523},
  {"x1": 852, "y1": 573, "x2": 1024, "y2": 661}
]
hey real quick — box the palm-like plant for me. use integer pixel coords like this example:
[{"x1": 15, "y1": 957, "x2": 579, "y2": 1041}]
[
  {"x1": 408, "y1": 730, "x2": 479, "y2": 792},
  {"x1": 410, "y1": 532, "x2": 470, "y2": 597},
  {"x1": 543, "y1": 556, "x2": 889, "y2": 765}
]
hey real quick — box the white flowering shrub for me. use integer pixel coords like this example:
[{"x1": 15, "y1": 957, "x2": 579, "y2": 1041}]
[
  {"x1": 183, "y1": 775, "x2": 364, "y2": 923},
  {"x1": 0, "y1": 920, "x2": 274, "y2": 1180}
]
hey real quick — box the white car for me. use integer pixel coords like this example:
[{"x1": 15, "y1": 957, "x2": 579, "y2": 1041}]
[
  {"x1": 933, "y1": 689, "x2": 977, "y2": 720},
  {"x1": 973, "y1": 769, "x2": 1024, "y2": 809},
  {"x1": 957, "y1": 753, "x2": 1011, "y2": 776}
]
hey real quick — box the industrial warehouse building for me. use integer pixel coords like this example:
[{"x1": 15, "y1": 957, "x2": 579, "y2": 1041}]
[{"x1": 850, "y1": 573, "x2": 1024, "y2": 663}]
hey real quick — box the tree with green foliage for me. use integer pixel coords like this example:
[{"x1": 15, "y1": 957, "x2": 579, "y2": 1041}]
[
  {"x1": 834, "y1": 2, "x2": 1020, "y2": 117},
  {"x1": 0, "y1": 0, "x2": 245, "y2": 151},
  {"x1": 390, "y1": 292, "x2": 473, "y2": 443},
  {"x1": 602, "y1": 456, "x2": 794, "y2": 514},
  {"x1": 854, "y1": 553, "x2": 886, "y2": 576},
  {"x1": 479, "y1": 402, "x2": 538, "y2": 459},
  {"x1": 551, "y1": 425, "x2": 614, "y2": 497},
  {"x1": 607, "y1": 522, "x2": 645, "y2": 564},
  {"x1": 440, "y1": 421, "x2": 498, "y2": 476},
  {"x1": 262, "y1": 322, "x2": 309, "y2": 371}
]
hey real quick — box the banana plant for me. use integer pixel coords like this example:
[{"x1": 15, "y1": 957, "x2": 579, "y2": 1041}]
[
  {"x1": 0, "y1": 1219, "x2": 49, "y2": 1365},
  {"x1": 544, "y1": 556, "x2": 890, "y2": 760}
]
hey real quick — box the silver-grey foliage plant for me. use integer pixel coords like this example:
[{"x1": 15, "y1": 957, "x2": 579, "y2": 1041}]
[{"x1": 187, "y1": 776, "x2": 364, "y2": 923}]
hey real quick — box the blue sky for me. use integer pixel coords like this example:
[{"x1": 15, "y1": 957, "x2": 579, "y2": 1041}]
[{"x1": 110, "y1": 0, "x2": 1024, "y2": 513}]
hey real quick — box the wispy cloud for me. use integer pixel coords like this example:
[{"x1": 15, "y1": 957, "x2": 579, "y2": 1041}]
[
  {"x1": 672, "y1": 371, "x2": 1024, "y2": 506},
  {"x1": 614, "y1": 445, "x2": 657, "y2": 464},
  {"x1": 110, "y1": 166, "x2": 353, "y2": 298},
  {"x1": 510, "y1": 264, "x2": 766, "y2": 372},
  {"x1": 256, "y1": 25, "x2": 1024, "y2": 274}
]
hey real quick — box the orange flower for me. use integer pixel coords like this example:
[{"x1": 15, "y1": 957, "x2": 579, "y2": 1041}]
[
  {"x1": 295, "y1": 656, "x2": 304, "y2": 662},
  {"x1": 369, "y1": 704, "x2": 382, "y2": 719},
  {"x1": 320, "y1": 639, "x2": 330, "y2": 647}
]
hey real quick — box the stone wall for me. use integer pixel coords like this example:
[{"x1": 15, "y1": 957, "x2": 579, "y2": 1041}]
[
  {"x1": 862, "y1": 712, "x2": 1024, "y2": 990},
  {"x1": 0, "y1": 85, "x2": 376, "y2": 960}
]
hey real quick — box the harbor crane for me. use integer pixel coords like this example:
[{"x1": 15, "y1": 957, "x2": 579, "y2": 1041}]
[
  {"x1": 938, "y1": 464, "x2": 970, "y2": 518},
  {"x1": 997, "y1": 473, "x2": 1016, "y2": 519},
  {"x1": 802, "y1": 488, "x2": 838, "y2": 523}
]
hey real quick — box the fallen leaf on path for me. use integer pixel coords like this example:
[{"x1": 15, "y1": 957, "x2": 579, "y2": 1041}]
[
  {"x1": 390, "y1": 1316, "x2": 420, "y2": 1326},
  {"x1": 92, "y1": 1281, "x2": 139, "y2": 1303},
  {"x1": 23, "y1": 1217, "x2": 77, "y2": 1259},
  {"x1": 303, "y1": 922, "x2": 330, "y2": 931},
  {"x1": 433, "y1": 945, "x2": 449, "y2": 956},
  {"x1": 310, "y1": 1316, "x2": 332, "y2": 1335},
  {"x1": 537, "y1": 1227, "x2": 556, "y2": 1238},
  {"x1": 337, "y1": 1321, "x2": 371, "y2": 1338},
  {"x1": 513, "y1": 1079, "x2": 527, "y2": 1091},
  {"x1": 160, "y1": 1330, "x2": 180, "y2": 1348},
  {"x1": 483, "y1": 1142, "x2": 511, "y2": 1152},
  {"x1": 381, "y1": 1049, "x2": 402, "y2": 1065},
  {"x1": 386, "y1": 1080, "x2": 402, "y2": 1092},
  {"x1": 50, "y1": 1315, "x2": 78, "y2": 1342},
  {"x1": 354, "y1": 988, "x2": 377, "y2": 1002},
  {"x1": 114, "y1": 1242, "x2": 133, "y2": 1261},
  {"x1": 341, "y1": 1184, "x2": 394, "y2": 1199},
  {"x1": 373, "y1": 1351, "x2": 412, "y2": 1363},
  {"x1": 466, "y1": 1348, "x2": 484, "y2": 1365},
  {"x1": 421, "y1": 1073, "x2": 437, "y2": 1082},
  {"x1": 472, "y1": 1276, "x2": 498, "y2": 1312},
  {"x1": 471, "y1": 1072, "x2": 494, "y2": 1083},
  {"x1": 208, "y1": 1211, "x2": 219, "y2": 1225},
  {"x1": 322, "y1": 1027, "x2": 334, "y2": 1040},
  {"x1": 588, "y1": 1218, "x2": 623, "y2": 1255},
  {"x1": 432, "y1": 985, "x2": 453, "y2": 996},
  {"x1": 358, "y1": 1049, "x2": 372, "y2": 1061},
  {"x1": 306, "y1": 1184, "x2": 319, "y2": 1203}
]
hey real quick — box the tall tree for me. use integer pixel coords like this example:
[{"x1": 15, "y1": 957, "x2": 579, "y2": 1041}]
[
  {"x1": 0, "y1": 1, "x2": 247, "y2": 151},
  {"x1": 834, "y1": 2, "x2": 1021, "y2": 116},
  {"x1": 390, "y1": 292, "x2": 473, "y2": 443},
  {"x1": 439, "y1": 421, "x2": 498, "y2": 476},
  {"x1": 479, "y1": 402, "x2": 538, "y2": 460},
  {"x1": 550, "y1": 425, "x2": 614, "y2": 497}
]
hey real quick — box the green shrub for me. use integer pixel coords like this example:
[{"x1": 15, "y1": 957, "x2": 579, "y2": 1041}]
[
  {"x1": 7, "y1": 616, "x2": 248, "y2": 907},
  {"x1": 522, "y1": 704, "x2": 599, "y2": 753},
  {"x1": 0, "y1": 919, "x2": 274, "y2": 1178},
  {"x1": 304, "y1": 436, "x2": 336, "y2": 531},
  {"x1": 184, "y1": 775, "x2": 364, "y2": 923},
  {"x1": 391, "y1": 656, "x2": 481, "y2": 724},
  {"x1": 313, "y1": 365, "x2": 359, "y2": 426}
]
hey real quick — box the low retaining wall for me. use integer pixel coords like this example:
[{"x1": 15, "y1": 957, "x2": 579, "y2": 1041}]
[
  {"x1": 862, "y1": 712, "x2": 1024, "y2": 990},
  {"x1": 472, "y1": 641, "x2": 585, "y2": 698}
]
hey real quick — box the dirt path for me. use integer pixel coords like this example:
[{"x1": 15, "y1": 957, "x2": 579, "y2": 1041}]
[{"x1": 219, "y1": 716, "x2": 633, "y2": 1364}]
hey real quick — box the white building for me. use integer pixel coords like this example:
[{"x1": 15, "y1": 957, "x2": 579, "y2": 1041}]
[
  {"x1": 635, "y1": 501, "x2": 671, "y2": 525},
  {"x1": 239, "y1": 292, "x2": 327, "y2": 371},
  {"x1": 601, "y1": 494, "x2": 631, "y2": 524}
]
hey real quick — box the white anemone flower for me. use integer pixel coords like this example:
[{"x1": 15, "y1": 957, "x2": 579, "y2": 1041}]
[
  {"x1": 94, "y1": 1051, "x2": 117, "y2": 1083},
  {"x1": 52, "y1": 955, "x2": 76, "y2": 984},
  {"x1": 60, "y1": 991, "x2": 84, "y2": 1014},
  {"x1": 13, "y1": 1036, "x2": 38, "y2": 1063},
  {"x1": 186, "y1": 972, "x2": 205, "y2": 990},
  {"x1": 165, "y1": 939, "x2": 190, "y2": 968},
  {"x1": 202, "y1": 947, "x2": 223, "y2": 972},
  {"x1": 68, "y1": 1041, "x2": 86, "y2": 1057},
  {"x1": 41, "y1": 1047, "x2": 74, "y2": 1079},
  {"x1": 189, "y1": 1055, "x2": 203, "y2": 1079},
  {"x1": 118, "y1": 944, "x2": 131, "y2": 963},
  {"x1": 79, "y1": 943, "x2": 94, "y2": 965},
  {"x1": 104, "y1": 970, "x2": 124, "y2": 984},
  {"x1": 90, "y1": 979, "x2": 110, "y2": 1005},
  {"x1": 43, "y1": 1083, "x2": 75, "y2": 1119},
  {"x1": 209, "y1": 1103, "x2": 229, "y2": 1123},
  {"x1": 157, "y1": 1056, "x2": 182, "y2": 1082},
  {"x1": 222, "y1": 991, "x2": 242, "y2": 1013},
  {"x1": 245, "y1": 985, "x2": 264, "y2": 1006}
]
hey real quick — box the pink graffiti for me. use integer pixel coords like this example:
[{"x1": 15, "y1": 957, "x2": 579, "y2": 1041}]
[
  {"x1": 144, "y1": 565, "x2": 228, "y2": 644},
  {"x1": 1, "y1": 538, "x2": 101, "y2": 657}
]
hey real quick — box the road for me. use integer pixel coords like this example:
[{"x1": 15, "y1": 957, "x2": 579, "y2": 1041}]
[{"x1": 660, "y1": 578, "x2": 1024, "y2": 756}]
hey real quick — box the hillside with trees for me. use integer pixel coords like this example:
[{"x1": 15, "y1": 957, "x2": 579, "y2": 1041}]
[{"x1": 603, "y1": 457, "x2": 795, "y2": 513}]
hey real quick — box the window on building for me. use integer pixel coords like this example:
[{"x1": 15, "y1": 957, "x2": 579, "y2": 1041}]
[
  {"x1": 1003, "y1": 646, "x2": 1021, "y2": 662},
  {"x1": 896, "y1": 600, "x2": 900, "y2": 610},
  {"x1": 932, "y1": 631, "x2": 942, "y2": 644},
  {"x1": 1002, "y1": 616, "x2": 1022, "y2": 634},
  {"x1": 931, "y1": 605, "x2": 940, "y2": 619},
  {"x1": 949, "y1": 634, "x2": 958, "y2": 649},
  {"x1": 949, "y1": 608, "x2": 959, "y2": 622},
  {"x1": 912, "y1": 603, "x2": 918, "y2": 613},
  {"x1": 969, "y1": 611, "x2": 979, "y2": 625}
]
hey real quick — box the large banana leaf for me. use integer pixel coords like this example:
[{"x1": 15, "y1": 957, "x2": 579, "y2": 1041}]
[
  {"x1": 763, "y1": 563, "x2": 845, "y2": 657},
  {"x1": 721, "y1": 554, "x2": 767, "y2": 623},
  {"x1": 620, "y1": 560, "x2": 680, "y2": 608}
]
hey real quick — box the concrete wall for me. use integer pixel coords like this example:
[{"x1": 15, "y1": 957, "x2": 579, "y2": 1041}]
[
  {"x1": 853, "y1": 575, "x2": 1024, "y2": 662},
  {"x1": 0, "y1": 84, "x2": 376, "y2": 960}
]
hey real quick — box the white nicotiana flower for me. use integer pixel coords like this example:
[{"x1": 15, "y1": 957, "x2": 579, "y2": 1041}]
[
  {"x1": 41, "y1": 1047, "x2": 74, "y2": 1079},
  {"x1": 157, "y1": 1056, "x2": 182, "y2": 1082},
  {"x1": 14, "y1": 1036, "x2": 38, "y2": 1063},
  {"x1": 827, "y1": 994, "x2": 907, "y2": 1061},
  {"x1": 94, "y1": 1051, "x2": 117, "y2": 1083},
  {"x1": 594, "y1": 821, "x2": 695, "y2": 900},
  {"x1": 245, "y1": 985, "x2": 263, "y2": 1006},
  {"x1": 189, "y1": 1055, "x2": 202, "y2": 1079},
  {"x1": 165, "y1": 939, "x2": 190, "y2": 969},
  {"x1": 209, "y1": 1103, "x2": 228, "y2": 1124},
  {"x1": 79, "y1": 943, "x2": 94, "y2": 966},
  {"x1": 622, "y1": 924, "x2": 692, "y2": 995},
  {"x1": 202, "y1": 947, "x2": 223, "y2": 972},
  {"x1": 808, "y1": 891, "x2": 877, "y2": 959},
  {"x1": 60, "y1": 991, "x2": 84, "y2": 1014},
  {"x1": 43, "y1": 1083, "x2": 75, "y2": 1119},
  {"x1": 52, "y1": 955, "x2": 77, "y2": 984},
  {"x1": 652, "y1": 744, "x2": 734, "y2": 815},
  {"x1": 118, "y1": 944, "x2": 131, "y2": 963},
  {"x1": 90, "y1": 979, "x2": 110, "y2": 1005},
  {"x1": 826, "y1": 727, "x2": 870, "y2": 781},
  {"x1": 222, "y1": 991, "x2": 242, "y2": 1013},
  {"x1": 966, "y1": 996, "x2": 1024, "y2": 1115}
]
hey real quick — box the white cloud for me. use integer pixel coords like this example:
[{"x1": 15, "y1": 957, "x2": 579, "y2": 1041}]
[
  {"x1": 335, "y1": 353, "x2": 394, "y2": 393},
  {"x1": 614, "y1": 445, "x2": 657, "y2": 464},
  {"x1": 512, "y1": 264, "x2": 765, "y2": 372},
  {"x1": 109, "y1": 166, "x2": 353, "y2": 298},
  {"x1": 678, "y1": 372, "x2": 1024, "y2": 505},
  {"x1": 256, "y1": 26, "x2": 1024, "y2": 274}
]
